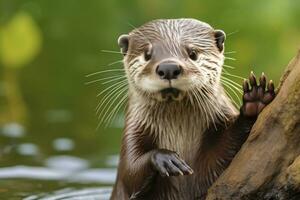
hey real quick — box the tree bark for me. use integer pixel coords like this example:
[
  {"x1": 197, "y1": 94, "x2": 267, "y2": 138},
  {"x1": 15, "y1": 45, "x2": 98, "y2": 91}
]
[{"x1": 206, "y1": 50, "x2": 300, "y2": 200}]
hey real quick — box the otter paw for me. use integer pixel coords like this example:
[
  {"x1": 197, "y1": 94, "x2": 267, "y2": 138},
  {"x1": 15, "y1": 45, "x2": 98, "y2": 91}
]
[
  {"x1": 150, "y1": 149, "x2": 193, "y2": 177},
  {"x1": 241, "y1": 72, "x2": 275, "y2": 117}
]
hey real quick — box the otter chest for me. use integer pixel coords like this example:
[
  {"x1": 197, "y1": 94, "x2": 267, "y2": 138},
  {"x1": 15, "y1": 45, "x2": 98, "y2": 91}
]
[{"x1": 154, "y1": 117, "x2": 205, "y2": 161}]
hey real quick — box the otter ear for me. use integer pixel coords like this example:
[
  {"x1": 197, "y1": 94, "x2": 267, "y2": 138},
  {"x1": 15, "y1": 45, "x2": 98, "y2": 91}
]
[
  {"x1": 118, "y1": 34, "x2": 129, "y2": 56},
  {"x1": 214, "y1": 30, "x2": 226, "y2": 52}
]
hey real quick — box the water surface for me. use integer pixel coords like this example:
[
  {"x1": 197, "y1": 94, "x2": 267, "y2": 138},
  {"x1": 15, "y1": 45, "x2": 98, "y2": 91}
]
[{"x1": 0, "y1": 120, "x2": 122, "y2": 199}]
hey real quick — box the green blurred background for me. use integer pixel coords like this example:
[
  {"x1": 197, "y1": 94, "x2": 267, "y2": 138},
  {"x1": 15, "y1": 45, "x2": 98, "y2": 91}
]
[{"x1": 0, "y1": 0, "x2": 299, "y2": 199}]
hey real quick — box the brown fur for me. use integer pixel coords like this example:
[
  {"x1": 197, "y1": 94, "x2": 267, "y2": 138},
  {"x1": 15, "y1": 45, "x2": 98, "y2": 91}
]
[{"x1": 109, "y1": 19, "x2": 272, "y2": 200}]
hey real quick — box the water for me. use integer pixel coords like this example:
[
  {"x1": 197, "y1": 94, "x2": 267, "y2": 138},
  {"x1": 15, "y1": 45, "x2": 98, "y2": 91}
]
[
  {"x1": 24, "y1": 187, "x2": 112, "y2": 200},
  {"x1": 0, "y1": 120, "x2": 122, "y2": 199},
  {"x1": 0, "y1": 152, "x2": 117, "y2": 199},
  {"x1": 0, "y1": 168, "x2": 115, "y2": 199}
]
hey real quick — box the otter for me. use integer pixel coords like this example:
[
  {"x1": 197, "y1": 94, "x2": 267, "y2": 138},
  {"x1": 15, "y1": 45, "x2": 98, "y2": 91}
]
[{"x1": 110, "y1": 19, "x2": 275, "y2": 200}]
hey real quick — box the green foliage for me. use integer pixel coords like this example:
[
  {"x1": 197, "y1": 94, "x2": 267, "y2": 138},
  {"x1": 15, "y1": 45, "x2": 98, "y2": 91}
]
[{"x1": 0, "y1": 12, "x2": 42, "y2": 68}]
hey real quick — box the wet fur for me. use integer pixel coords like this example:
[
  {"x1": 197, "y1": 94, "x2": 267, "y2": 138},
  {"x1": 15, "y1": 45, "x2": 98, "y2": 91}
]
[{"x1": 110, "y1": 19, "x2": 274, "y2": 200}]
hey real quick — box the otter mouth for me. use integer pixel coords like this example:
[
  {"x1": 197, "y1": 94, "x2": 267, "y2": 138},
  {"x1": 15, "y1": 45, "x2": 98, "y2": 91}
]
[{"x1": 160, "y1": 88, "x2": 181, "y2": 101}]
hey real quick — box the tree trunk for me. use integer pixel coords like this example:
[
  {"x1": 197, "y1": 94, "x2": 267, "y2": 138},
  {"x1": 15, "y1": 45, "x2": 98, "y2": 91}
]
[{"x1": 206, "y1": 50, "x2": 300, "y2": 200}]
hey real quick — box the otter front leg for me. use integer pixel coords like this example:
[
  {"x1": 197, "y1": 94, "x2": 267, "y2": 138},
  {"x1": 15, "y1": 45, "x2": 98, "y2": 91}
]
[
  {"x1": 120, "y1": 128, "x2": 193, "y2": 199},
  {"x1": 227, "y1": 72, "x2": 276, "y2": 149},
  {"x1": 129, "y1": 149, "x2": 193, "y2": 200},
  {"x1": 219, "y1": 72, "x2": 276, "y2": 160},
  {"x1": 198, "y1": 72, "x2": 275, "y2": 198}
]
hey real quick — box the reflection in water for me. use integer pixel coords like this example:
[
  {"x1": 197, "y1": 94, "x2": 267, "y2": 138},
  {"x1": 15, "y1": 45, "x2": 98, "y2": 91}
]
[
  {"x1": 0, "y1": 143, "x2": 118, "y2": 199},
  {"x1": 0, "y1": 165, "x2": 116, "y2": 184},
  {"x1": 45, "y1": 155, "x2": 88, "y2": 171},
  {"x1": 52, "y1": 138, "x2": 75, "y2": 151},
  {"x1": 23, "y1": 187, "x2": 112, "y2": 200},
  {"x1": 1, "y1": 123, "x2": 25, "y2": 138},
  {"x1": 0, "y1": 157, "x2": 116, "y2": 199},
  {"x1": 105, "y1": 155, "x2": 119, "y2": 167},
  {"x1": 0, "y1": 120, "x2": 121, "y2": 199},
  {"x1": 17, "y1": 143, "x2": 39, "y2": 156}
]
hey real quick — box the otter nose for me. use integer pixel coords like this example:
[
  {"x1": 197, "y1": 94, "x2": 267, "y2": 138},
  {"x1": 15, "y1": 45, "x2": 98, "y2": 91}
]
[{"x1": 156, "y1": 63, "x2": 182, "y2": 80}]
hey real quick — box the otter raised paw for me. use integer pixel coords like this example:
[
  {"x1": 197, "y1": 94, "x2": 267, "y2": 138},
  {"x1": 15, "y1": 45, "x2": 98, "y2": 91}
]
[{"x1": 241, "y1": 72, "x2": 275, "y2": 117}]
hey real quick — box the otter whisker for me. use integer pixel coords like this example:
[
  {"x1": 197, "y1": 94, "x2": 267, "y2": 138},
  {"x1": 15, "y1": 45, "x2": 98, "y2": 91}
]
[
  {"x1": 223, "y1": 89, "x2": 240, "y2": 109},
  {"x1": 201, "y1": 97, "x2": 217, "y2": 126},
  {"x1": 98, "y1": 87, "x2": 128, "y2": 125},
  {"x1": 101, "y1": 76, "x2": 127, "y2": 85},
  {"x1": 189, "y1": 88, "x2": 202, "y2": 110},
  {"x1": 191, "y1": 88, "x2": 210, "y2": 128},
  {"x1": 104, "y1": 92, "x2": 128, "y2": 127},
  {"x1": 223, "y1": 64, "x2": 235, "y2": 69},
  {"x1": 198, "y1": 89, "x2": 218, "y2": 129},
  {"x1": 101, "y1": 49, "x2": 139, "y2": 57},
  {"x1": 220, "y1": 81, "x2": 243, "y2": 107},
  {"x1": 102, "y1": 88, "x2": 127, "y2": 122},
  {"x1": 221, "y1": 76, "x2": 243, "y2": 89},
  {"x1": 92, "y1": 74, "x2": 125, "y2": 82},
  {"x1": 96, "y1": 88, "x2": 128, "y2": 129},
  {"x1": 96, "y1": 85, "x2": 128, "y2": 119},
  {"x1": 85, "y1": 79, "x2": 104, "y2": 85},
  {"x1": 222, "y1": 83, "x2": 242, "y2": 106},
  {"x1": 85, "y1": 74, "x2": 126, "y2": 85},
  {"x1": 200, "y1": 86, "x2": 229, "y2": 124},
  {"x1": 107, "y1": 60, "x2": 124, "y2": 66},
  {"x1": 222, "y1": 71, "x2": 245, "y2": 80},
  {"x1": 85, "y1": 69, "x2": 125, "y2": 77},
  {"x1": 195, "y1": 68, "x2": 232, "y2": 118},
  {"x1": 224, "y1": 57, "x2": 236, "y2": 61},
  {"x1": 97, "y1": 59, "x2": 124, "y2": 70},
  {"x1": 194, "y1": 86, "x2": 218, "y2": 128},
  {"x1": 226, "y1": 30, "x2": 239, "y2": 37},
  {"x1": 96, "y1": 83, "x2": 127, "y2": 113},
  {"x1": 187, "y1": 92, "x2": 196, "y2": 112},
  {"x1": 224, "y1": 51, "x2": 236, "y2": 55},
  {"x1": 101, "y1": 49, "x2": 121, "y2": 53},
  {"x1": 96, "y1": 79, "x2": 127, "y2": 97},
  {"x1": 110, "y1": 92, "x2": 128, "y2": 120},
  {"x1": 221, "y1": 79, "x2": 242, "y2": 93},
  {"x1": 96, "y1": 88, "x2": 127, "y2": 122},
  {"x1": 220, "y1": 79, "x2": 243, "y2": 95}
]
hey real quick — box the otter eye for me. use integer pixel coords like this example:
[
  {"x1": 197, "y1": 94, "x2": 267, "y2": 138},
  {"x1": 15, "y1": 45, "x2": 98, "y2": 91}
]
[
  {"x1": 144, "y1": 50, "x2": 152, "y2": 61},
  {"x1": 188, "y1": 50, "x2": 198, "y2": 61}
]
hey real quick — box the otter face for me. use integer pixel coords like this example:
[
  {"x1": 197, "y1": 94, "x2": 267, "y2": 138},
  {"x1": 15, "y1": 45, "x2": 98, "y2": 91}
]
[{"x1": 118, "y1": 19, "x2": 226, "y2": 101}]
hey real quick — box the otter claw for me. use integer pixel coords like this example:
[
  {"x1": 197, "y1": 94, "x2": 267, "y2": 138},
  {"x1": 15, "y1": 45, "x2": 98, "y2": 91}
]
[
  {"x1": 268, "y1": 80, "x2": 275, "y2": 92},
  {"x1": 259, "y1": 72, "x2": 266, "y2": 89},
  {"x1": 243, "y1": 79, "x2": 250, "y2": 92},
  {"x1": 249, "y1": 71, "x2": 257, "y2": 87}
]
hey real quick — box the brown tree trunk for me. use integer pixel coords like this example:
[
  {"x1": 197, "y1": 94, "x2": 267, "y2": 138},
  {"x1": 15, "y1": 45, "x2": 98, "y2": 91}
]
[{"x1": 206, "y1": 50, "x2": 300, "y2": 200}]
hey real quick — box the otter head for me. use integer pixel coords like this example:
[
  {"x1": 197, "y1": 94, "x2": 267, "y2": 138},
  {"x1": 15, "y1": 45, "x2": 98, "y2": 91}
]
[{"x1": 118, "y1": 19, "x2": 226, "y2": 102}]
